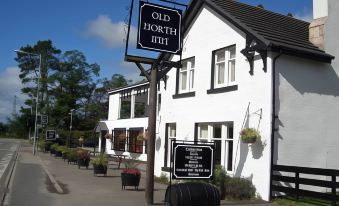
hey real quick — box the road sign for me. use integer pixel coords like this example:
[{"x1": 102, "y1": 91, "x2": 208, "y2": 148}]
[
  {"x1": 137, "y1": 1, "x2": 182, "y2": 54},
  {"x1": 37, "y1": 115, "x2": 48, "y2": 125},
  {"x1": 172, "y1": 143, "x2": 214, "y2": 179},
  {"x1": 46, "y1": 130, "x2": 56, "y2": 141}
]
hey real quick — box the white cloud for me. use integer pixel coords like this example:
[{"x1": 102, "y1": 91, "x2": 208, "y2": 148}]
[
  {"x1": 0, "y1": 67, "x2": 26, "y2": 122},
  {"x1": 118, "y1": 61, "x2": 146, "y2": 82},
  {"x1": 295, "y1": 7, "x2": 313, "y2": 22},
  {"x1": 85, "y1": 15, "x2": 137, "y2": 48}
]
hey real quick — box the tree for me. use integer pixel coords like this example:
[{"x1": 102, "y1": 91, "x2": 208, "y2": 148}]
[
  {"x1": 15, "y1": 40, "x2": 61, "y2": 115},
  {"x1": 49, "y1": 50, "x2": 100, "y2": 130}
]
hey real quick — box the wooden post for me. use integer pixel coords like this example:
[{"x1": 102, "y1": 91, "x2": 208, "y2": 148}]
[{"x1": 145, "y1": 66, "x2": 158, "y2": 205}]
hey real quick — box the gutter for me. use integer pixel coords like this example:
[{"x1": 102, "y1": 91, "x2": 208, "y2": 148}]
[{"x1": 269, "y1": 51, "x2": 282, "y2": 201}]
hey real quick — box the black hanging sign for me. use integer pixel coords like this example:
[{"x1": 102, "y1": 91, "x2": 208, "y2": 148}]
[
  {"x1": 46, "y1": 130, "x2": 56, "y2": 141},
  {"x1": 173, "y1": 143, "x2": 214, "y2": 179},
  {"x1": 137, "y1": 1, "x2": 182, "y2": 54}
]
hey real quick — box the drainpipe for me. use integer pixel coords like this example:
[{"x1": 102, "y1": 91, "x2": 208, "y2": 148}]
[{"x1": 269, "y1": 51, "x2": 282, "y2": 201}]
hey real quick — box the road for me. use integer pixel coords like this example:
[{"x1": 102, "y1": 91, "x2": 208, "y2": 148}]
[{"x1": 0, "y1": 139, "x2": 20, "y2": 179}]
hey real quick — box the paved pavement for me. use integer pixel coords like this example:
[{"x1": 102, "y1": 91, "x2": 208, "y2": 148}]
[{"x1": 3, "y1": 141, "x2": 280, "y2": 206}]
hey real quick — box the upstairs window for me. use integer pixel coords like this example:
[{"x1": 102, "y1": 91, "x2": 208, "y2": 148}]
[
  {"x1": 179, "y1": 58, "x2": 195, "y2": 93},
  {"x1": 214, "y1": 45, "x2": 236, "y2": 88}
]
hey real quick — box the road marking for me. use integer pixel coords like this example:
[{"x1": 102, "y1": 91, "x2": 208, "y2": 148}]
[{"x1": 37, "y1": 156, "x2": 63, "y2": 193}]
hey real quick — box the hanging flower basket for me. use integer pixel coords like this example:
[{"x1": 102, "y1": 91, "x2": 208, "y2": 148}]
[
  {"x1": 105, "y1": 133, "x2": 112, "y2": 139},
  {"x1": 240, "y1": 128, "x2": 261, "y2": 144},
  {"x1": 136, "y1": 132, "x2": 147, "y2": 141}
]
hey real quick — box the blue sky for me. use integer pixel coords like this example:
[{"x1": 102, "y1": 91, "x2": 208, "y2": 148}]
[{"x1": 0, "y1": 0, "x2": 313, "y2": 122}]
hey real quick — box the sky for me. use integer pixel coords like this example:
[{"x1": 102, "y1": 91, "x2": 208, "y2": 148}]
[{"x1": 0, "y1": 0, "x2": 313, "y2": 122}]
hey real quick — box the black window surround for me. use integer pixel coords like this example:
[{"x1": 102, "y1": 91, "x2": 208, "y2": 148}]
[
  {"x1": 173, "y1": 56, "x2": 196, "y2": 99},
  {"x1": 209, "y1": 45, "x2": 238, "y2": 94}
]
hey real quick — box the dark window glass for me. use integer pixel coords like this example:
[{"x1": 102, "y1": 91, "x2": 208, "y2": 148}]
[
  {"x1": 127, "y1": 129, "x2": 144, "y2": 153},
  {"x1": 113, "y1": 129, "x2": 126, "y2": 151},
  {"x1": 120, "y1": 100, "x2": 131, "y2": 119},
  {"x1": 215, "y1": 140, "x2": 221, "y2": 165},
  {"x1": 227, "y1": 141, "x2": 233, "y2": 171}
]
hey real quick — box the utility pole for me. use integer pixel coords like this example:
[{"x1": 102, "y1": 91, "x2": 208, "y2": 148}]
[
  {"x1": 145, "y1": 66, "x2": 158, "y2": 205},
  {"x1": 68, "y1": 109, "x2": 75, "y2": 148}
]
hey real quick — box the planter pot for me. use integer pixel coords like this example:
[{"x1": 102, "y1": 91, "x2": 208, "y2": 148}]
[
  {"x1": 55, "y1": 151, "x2": 63, "y2": 157},
  {"x1": 77, "y1": 158, "x2": 90, "y2": 169},
  {"x1": 50, "y1": 148, "x2": 56, "y2": 155},
  {"x1": 121, "y1": 173, "x2": 141, "y2": 190},
  {"x1": 62, "y1": 152, "x2": 68, "y2": 161},
  {"x1": 93, "y1": 164, "x2": 107, "y2": 176}
]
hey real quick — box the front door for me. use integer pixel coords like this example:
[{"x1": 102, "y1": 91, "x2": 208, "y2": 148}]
[{"x1": 101, "y1": 130, "x2": 107, "y2": 153}]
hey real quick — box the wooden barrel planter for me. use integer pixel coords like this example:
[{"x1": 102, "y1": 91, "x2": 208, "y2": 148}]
[
  {"x1": 121, "y1": 173, "x2": 141, "y2": 190},
  {"x1": 55, "y1": 150, "x2": 62, "y2": 157},
  {"x1": 93, "y1": 164, "x2": 107, "y2": 176},
  {"x1": 77, "y1": 159, "x2": 90, "y2": 169}
]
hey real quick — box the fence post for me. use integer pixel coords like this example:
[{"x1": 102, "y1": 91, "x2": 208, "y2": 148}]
[
  {"x1": 295, "y1": 172, "x2": 299, "y2": 201},
  {"x1": 332, "y1": 175, "x2": 336, "y2": 206}
]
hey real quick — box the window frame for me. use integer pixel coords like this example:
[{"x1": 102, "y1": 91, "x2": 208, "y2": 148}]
[
  {"x1": 208, "y1": 45, "x2": 238, "y2": 94},
  {"x1": 173, "y1": 57, "x2": 196, "y2": 99}
]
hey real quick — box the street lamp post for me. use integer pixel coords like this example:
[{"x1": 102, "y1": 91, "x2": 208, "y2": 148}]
[
  {"x1": 15, "y1": 50, "x2": 41, "y2": 155},
  {"x1": 68, "y1": 109, "x2": 75, "y2": 148}
]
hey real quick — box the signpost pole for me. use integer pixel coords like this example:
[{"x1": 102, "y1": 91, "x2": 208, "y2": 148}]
[{"x1": 145, "y1": 66, "x2": 157, "y2": 205}]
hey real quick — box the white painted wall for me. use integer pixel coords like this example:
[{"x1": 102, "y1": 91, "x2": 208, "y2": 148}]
[
  {"x1": 101, "y1": 118, "x2": 148, "y2": 161},
  {"x1": 108, "y1": 94, "x2": 120, "y2": 120},
  {"x1": 154, "y1": 6, "x2": 273, "y2": 200},
  {"x1": 313, "y1": 0, "x2": 328, "y2": 19},
  {"x1": 275, "y1": 55, "x2": 339, "y2": 170}
]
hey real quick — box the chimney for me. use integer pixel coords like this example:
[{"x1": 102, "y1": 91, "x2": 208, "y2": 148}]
[
  {"x1": 309, "y1": 0, "x2": 328, "y2": 50},
  {"x1": 309, "y1": 17, "x2": 326, "y2": 50}
]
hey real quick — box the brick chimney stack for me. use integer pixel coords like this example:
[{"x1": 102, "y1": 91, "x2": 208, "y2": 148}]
[{"x1": 309, "y1": 0, "x2": 328, "y2": 50}]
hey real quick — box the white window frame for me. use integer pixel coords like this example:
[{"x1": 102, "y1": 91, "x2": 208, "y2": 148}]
[
  {"x1": 197, "y1": 123, "x2": 234, "y2": 173},
  {"x1": 214, "y1": 46, "x2": 236, "y2": 88},
  {"x1": 179, "y1": 58, "x2": 195, "y2": 93}
]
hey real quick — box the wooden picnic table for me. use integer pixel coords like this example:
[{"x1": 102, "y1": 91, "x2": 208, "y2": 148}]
[{"x1": 109, "y1": 154, "x2": 127, "y2": 169}]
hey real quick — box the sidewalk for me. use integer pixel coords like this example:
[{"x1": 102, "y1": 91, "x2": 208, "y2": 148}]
[
  {"x1": 37, "y1": 148, "x2": 168, "y2": 205},
  {"x1": 6, "y1": 143, "x2": 279, "y2": 206}
]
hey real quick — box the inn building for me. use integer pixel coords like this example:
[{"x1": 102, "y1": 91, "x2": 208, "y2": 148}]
[{"x1": 95, "y1": 0, "x2": 339, "y2": 200}]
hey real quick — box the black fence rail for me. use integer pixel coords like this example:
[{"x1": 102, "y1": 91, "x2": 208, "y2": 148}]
[{"x1": 271, "y1": 164, "x2": 339, "y2": 206}]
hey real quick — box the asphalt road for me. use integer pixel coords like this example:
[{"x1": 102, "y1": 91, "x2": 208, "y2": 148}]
[{"x1": 0, "y1": 139, "x2": 20, "y2": 181}]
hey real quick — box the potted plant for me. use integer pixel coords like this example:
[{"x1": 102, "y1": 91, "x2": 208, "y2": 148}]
[
  {"x1": 67, "y1": 149, "x2": 78, "y2": 164},
  {"x1": 55, "y1": 145, "x2": 66, "y2": 157},
  {"x1": 121, "y1": 160, "x2": 141, "y2": 190},
  {"x1": 61, "y1": 147, "x2": 70, "y2": 161},
  {"x1": 50, "y1": 143, "x2": 59, "y2": 155},
  {"x1": 77, "y1": 149, "x2": 90, "y2": 169},
  {"x1": 92, "y1": 153, "x2": 108, "y2": 176},
  {"x1": 240, "y1": 128, "x2": 261, "y2": 144}
]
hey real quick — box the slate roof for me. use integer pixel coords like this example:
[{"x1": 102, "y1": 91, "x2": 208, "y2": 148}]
[{"x1": 183, "y1": 0, "x2": 334, "y2": 62}]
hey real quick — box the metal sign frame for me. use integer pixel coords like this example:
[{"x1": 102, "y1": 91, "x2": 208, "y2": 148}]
[
  {"x1": 46, "y1": 130, "x2": 56, "y2": 141},
  {"x1": 137, "y1": 1, "x2": 182, "y2": 54},
  {"x1": 172, "y1": 142, "x2": 215, "y2": 179}
]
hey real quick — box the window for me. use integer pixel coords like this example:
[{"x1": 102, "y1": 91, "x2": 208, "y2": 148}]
[
  {"x1": 214, "y1": 45, "x2": 236, "y2": 88},
  {"x1": 196, "y1": 123, "x2": 234, "y2": 172},
  {"x1": 127, "y1": 128, "x2": 144, "y2": 153},
  {"x1": 113, "y1": 129, "x2": 126, "y2": 151},
  {"x1": 164, "y1": 123, "x2": 176, "y2": 168},
  {"x1": 134, "y1": 93, "x2": 148, "y2": 118},
  {"x1": 178, "y1": 58, "x2": 195, "y2": 94},
  {"x1": 120, "y1": 97, "x2": 131, "y2": 119}
]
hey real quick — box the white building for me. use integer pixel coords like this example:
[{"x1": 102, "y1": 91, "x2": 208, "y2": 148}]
[{"x1": 97, "y1": 0, "x2": 338, "y2": 201}]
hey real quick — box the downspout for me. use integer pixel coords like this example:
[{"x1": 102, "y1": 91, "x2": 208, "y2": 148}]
[{"x1": 269, "y1": 51, "x2": 282, "y2": 201}]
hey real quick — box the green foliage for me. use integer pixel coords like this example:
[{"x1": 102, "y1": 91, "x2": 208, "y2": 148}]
[
  {"x1": 240, "y1": 128, "x2": 261, "y2": 143},
  {"x1": 56, "y1": 145, "x2": 67, "y2": 153},
  {"x1": 154, "y1": 173, "x2": 169, "y2": 185},
  {"x1": 50, "y1": 143, "x2": 59, "y2": 151},
  {"x1": 92, "y1": 153, "x2": 108, "y2": 166},
  {"x1": 224, "y1": 177, "x2": 256, "y2": 200},
  {"x1": 10, "y1": 39, "x2": 134, "y2": 141},
  {"x1": 67, "y1": 149, "x2": 78, "y2": 162},
  {"x1": 211, "y1": 165, "x2": 228, "y2": 187}
]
